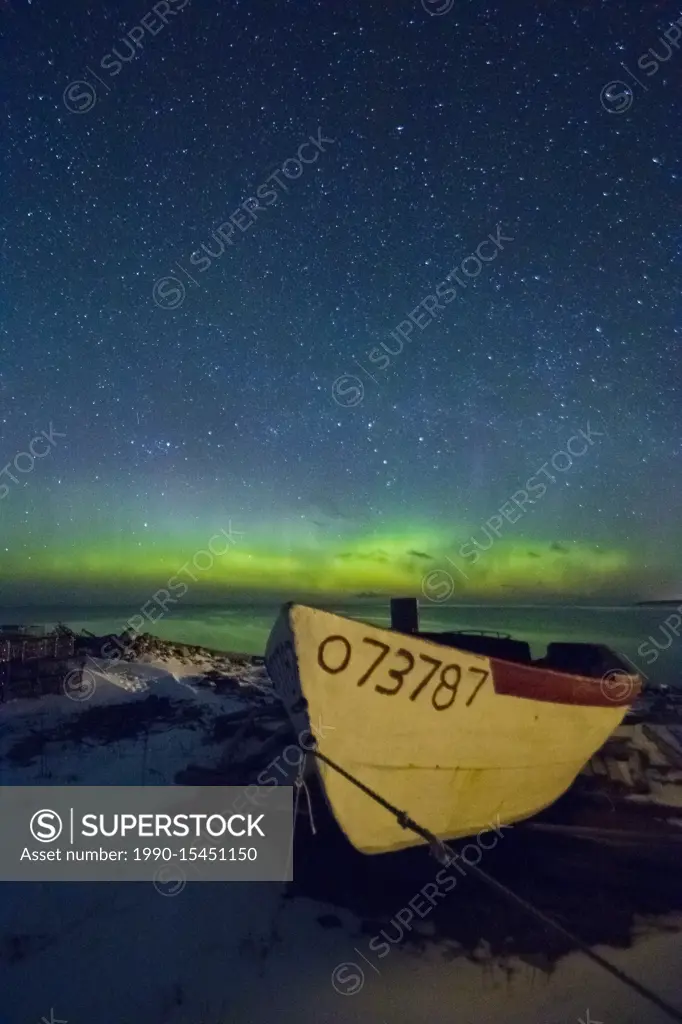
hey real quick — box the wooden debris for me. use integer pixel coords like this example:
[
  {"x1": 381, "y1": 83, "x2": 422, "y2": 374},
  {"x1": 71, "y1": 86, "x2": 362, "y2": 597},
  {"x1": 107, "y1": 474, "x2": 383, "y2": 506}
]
[{"x1": 643, "y1": 725, "x2": 682, "y2": 771}]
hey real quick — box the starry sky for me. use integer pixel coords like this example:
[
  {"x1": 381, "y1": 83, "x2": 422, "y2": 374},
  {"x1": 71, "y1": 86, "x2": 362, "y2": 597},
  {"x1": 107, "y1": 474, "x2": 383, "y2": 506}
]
[{"x1": 0, "y1": 0, "x2": 681, "y2": 606}]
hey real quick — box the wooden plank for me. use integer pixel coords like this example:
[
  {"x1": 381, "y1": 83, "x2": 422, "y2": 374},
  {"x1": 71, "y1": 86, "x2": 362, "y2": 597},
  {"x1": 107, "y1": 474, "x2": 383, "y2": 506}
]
[
  {"x1": 526, "y1": 821, "x2": 682, "y2": 846},
  {"x1": 605, "y1": 757, "x2": 624, "y2": 784},
  {"x1": 643, "y1": 724, "x2": 682, "y2": 770},
  {"x1": 668, "y1": 725, "x2": 682, "y2": 746},
  {"x1": 657, "y1": 725, "x2": 682, "y2": 760},
  {"x1": 627, "y1": 749, "x2": 649, "y2": 792}
]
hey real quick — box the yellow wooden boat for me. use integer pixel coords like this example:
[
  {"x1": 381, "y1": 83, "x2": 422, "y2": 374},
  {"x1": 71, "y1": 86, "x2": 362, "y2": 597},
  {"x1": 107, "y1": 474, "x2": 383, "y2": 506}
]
[{"x1": 264, "y1": 602, "x2": 641, "y2": 855}]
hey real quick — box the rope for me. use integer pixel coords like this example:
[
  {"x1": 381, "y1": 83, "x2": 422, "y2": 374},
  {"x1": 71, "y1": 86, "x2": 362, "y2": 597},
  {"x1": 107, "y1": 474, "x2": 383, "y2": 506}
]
[
  {"x1": 299, "y1": 773, "x2": 317, "y2": 835},
  {"x1": 312, "y1": 748, "x2": 433, "y2": 840},
  {"x1": 282, "y1": 757, "x2": 304, "y2": 882},
  {"x1": 282, "y1": 752, "x2": 317, "y2": 879},
  {"x1": 309, "y1": 745, "x2": 682, "y2": 1024}
]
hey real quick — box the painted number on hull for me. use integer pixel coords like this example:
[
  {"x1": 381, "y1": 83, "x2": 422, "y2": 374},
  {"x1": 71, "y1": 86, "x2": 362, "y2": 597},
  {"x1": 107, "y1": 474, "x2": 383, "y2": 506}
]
[{"x1": 317, "y1": 635, "x2": 490, "y2": 711}]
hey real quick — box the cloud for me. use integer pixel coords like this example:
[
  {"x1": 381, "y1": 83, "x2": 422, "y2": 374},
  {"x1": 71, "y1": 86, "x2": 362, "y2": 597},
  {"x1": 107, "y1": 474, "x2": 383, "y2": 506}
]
[{"x1": 334, "y1": 549, "x2": 389, "y2": 563}]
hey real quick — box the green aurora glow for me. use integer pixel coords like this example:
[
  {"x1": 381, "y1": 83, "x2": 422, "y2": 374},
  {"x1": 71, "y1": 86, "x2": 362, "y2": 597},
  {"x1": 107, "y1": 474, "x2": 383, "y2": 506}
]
[{"x1": 0, "y1": 524, "x2": 639, "y2": 602}]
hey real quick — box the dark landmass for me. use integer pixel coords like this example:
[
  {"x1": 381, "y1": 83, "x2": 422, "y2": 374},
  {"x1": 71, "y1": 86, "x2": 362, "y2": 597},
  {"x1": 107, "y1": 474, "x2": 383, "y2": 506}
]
[{"x1": 636, "y1": 600, "x2": 682, "y2": 606}]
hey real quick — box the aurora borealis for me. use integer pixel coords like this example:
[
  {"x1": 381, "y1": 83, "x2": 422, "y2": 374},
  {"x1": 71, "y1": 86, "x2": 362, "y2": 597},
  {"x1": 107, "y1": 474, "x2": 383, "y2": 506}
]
[{"x1": 1, "y1": 0, "x2": 681, "y2": 607}]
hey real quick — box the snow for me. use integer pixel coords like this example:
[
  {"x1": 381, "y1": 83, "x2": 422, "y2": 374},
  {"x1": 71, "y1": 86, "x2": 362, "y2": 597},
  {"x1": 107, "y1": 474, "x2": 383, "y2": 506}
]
[
  {"x1": 618, "y1": 724, "x2": 682, "y2": 808},
  {"x1": 2, "y1": 658, "x2": 682, "y2": 1024},
  {"x1": 0, "y1": 656, "x2": 267, "y2": 788}
]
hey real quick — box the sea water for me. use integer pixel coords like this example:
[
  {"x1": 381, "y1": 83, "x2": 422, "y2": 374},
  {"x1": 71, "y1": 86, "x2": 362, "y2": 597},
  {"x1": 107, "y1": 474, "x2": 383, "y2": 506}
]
[{"x1": 0, "y1": 601, "x2": 679, "y2": 689}]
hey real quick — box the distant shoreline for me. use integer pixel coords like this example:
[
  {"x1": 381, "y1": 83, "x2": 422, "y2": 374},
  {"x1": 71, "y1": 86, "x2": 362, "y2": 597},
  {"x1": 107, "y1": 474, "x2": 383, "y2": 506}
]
[
  {"x1": 0, "y1": 600, "x2": 668, "y2": 611},
  {"x1": 636, "y1": 600, "x2": 682, "y2": 606}
]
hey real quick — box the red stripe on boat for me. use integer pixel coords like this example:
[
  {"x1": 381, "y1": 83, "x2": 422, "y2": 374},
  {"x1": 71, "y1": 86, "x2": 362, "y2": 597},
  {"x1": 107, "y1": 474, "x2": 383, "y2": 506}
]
[{"x1": 491, "y1": 658, "x2": 640, "y2": 707}]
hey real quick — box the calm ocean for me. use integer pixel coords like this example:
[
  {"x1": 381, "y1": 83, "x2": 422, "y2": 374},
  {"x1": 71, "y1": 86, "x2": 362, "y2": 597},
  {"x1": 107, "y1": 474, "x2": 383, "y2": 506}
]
[{"x1": 2, "y1": 600, "x2": 680, "y2": 689}]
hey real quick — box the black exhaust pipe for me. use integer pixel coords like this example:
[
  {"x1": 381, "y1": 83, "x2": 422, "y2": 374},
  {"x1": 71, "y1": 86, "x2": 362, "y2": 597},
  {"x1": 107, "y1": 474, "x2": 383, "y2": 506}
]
[{"x1": 390, "y1": 597, "x2": 419, "y2": 634}]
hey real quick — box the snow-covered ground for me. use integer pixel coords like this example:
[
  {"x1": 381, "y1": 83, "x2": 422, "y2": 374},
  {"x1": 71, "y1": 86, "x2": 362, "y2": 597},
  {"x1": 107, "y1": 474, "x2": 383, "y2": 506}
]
[
  {"x1": 620, "y1": 723, "x2": 682, "y2": 809},
  {"x1": 0, "y1": 657, "x2": 266, "y2": 787},
  {"x1": 2, "y1": 656, "x2": 682, "y2": 1024}
]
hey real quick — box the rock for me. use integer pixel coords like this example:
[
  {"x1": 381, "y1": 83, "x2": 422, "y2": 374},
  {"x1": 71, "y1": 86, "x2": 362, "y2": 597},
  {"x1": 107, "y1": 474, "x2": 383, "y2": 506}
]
[
  {"x1": 316, "y1": 913, "x2": 342, "y2": 929},
  {"x1": 214, "y1": 675, "x2": 240, "y2": 694}
]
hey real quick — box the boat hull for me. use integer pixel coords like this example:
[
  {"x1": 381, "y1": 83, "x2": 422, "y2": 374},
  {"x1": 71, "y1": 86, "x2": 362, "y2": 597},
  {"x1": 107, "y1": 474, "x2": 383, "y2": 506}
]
[{"x1": 265, "y1": 604, "x2": 639, "y2": 855}]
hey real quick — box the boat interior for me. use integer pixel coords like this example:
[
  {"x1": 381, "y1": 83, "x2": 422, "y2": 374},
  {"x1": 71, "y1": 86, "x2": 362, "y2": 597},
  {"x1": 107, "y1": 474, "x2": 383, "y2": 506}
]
[{"x1": 416, "y1": 630, "x2": 634, "y2": 681}]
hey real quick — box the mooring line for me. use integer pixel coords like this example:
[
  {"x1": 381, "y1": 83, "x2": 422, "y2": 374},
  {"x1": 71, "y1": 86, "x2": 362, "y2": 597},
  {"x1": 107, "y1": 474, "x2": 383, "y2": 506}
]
[{"x1": 310, "y1": 747, "x2": 682, "y2": 1024}]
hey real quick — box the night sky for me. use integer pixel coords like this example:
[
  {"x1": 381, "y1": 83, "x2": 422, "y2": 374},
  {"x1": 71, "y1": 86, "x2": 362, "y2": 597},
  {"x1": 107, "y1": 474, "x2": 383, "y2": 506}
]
[{"x1": 1, "y1": 0, "x2": 681, "y2": 605}]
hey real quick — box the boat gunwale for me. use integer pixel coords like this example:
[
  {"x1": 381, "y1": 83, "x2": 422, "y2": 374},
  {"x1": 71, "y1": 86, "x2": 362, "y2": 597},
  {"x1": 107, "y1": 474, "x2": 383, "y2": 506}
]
[{"x1": 281, "y1": 603, "x2": 641, "y2": 709}]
